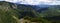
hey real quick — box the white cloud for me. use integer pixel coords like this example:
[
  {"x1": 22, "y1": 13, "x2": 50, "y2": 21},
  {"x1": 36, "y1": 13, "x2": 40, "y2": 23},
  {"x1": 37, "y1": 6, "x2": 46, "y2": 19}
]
[
  {"x1": 4, "y1": 0, "x2": 60, "y2": 5},
  {"x1": 47, "y1": 1, "x2": 60, "y2": 5},
  {"x1": 5, "y1": 0, "x2": 18, "y2": 3}
]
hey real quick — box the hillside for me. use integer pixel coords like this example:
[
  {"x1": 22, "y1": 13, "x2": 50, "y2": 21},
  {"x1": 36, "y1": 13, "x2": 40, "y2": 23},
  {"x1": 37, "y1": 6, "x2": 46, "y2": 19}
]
[
  {"x1": 0, "y1": 1, "x2": 38, "y2": 23},
  {"x1": 0, "y1": 1, "x2": 19, "y2": 23},
  {"x1": 0, "y1": 1, "x2": 60, "y2": 23}
]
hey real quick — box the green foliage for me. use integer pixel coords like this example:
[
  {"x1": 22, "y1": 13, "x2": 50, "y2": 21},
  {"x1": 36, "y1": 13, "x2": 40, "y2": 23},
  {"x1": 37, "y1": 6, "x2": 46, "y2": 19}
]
[
  {"x1": 39, "y1": 7, "x2": 60, "y2": 17},
  {"x1": 0, "y1": 10, "x2": 14, "y2": 23},
  {"x1": 0, "y1": 1, "x2": 60, "y2": 23},
  {"x1": 38, "y1": 7, "x2": 60, "y2": 23}
]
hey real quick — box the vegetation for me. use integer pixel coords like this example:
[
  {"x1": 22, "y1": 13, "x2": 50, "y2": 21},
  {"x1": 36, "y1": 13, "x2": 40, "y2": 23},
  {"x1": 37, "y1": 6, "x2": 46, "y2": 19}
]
[{"x1": 0, "y1": 1, "x2": 60, "y2": 23}]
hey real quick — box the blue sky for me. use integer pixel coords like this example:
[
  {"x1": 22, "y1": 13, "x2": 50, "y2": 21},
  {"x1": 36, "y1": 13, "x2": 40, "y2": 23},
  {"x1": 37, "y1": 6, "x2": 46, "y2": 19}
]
[
  {"x1": 1, "y1": 0, "x2": 60, "y2": 5},
  {"x1": 0, "y1": 0, "x2": 4, "y2": 1}
]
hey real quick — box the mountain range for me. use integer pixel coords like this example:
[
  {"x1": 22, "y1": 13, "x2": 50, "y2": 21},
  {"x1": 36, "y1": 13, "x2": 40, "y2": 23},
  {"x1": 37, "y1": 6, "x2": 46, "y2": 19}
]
[{"x1": 0, "y1": 1, "x2": 60, "y2": 13}]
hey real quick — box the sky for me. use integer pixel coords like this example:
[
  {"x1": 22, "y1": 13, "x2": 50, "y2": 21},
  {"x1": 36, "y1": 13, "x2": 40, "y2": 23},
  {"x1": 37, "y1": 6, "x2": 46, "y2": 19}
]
[
  {"x1": 0, "y1": 0, "x2": 4, "y2": 1},
  {"x1": 0, "y1": 0, "x2": 60, "y2": 5}
]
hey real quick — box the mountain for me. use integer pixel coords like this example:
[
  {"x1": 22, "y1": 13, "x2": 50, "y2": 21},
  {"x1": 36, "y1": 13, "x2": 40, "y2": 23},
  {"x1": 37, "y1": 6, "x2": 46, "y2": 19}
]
[{"x1": 0, "y1": 1, "x2": 60, "y2": 13}]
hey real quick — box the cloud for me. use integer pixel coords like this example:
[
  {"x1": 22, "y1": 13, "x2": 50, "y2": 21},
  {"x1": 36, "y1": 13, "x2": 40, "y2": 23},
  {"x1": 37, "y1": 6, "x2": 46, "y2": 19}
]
[
  {"x1": 47, "y1": 1, "x2": 60, "y2": 5},
  {"x1": 4, "y1": 0, "x2": 60, "y2": 5}
]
